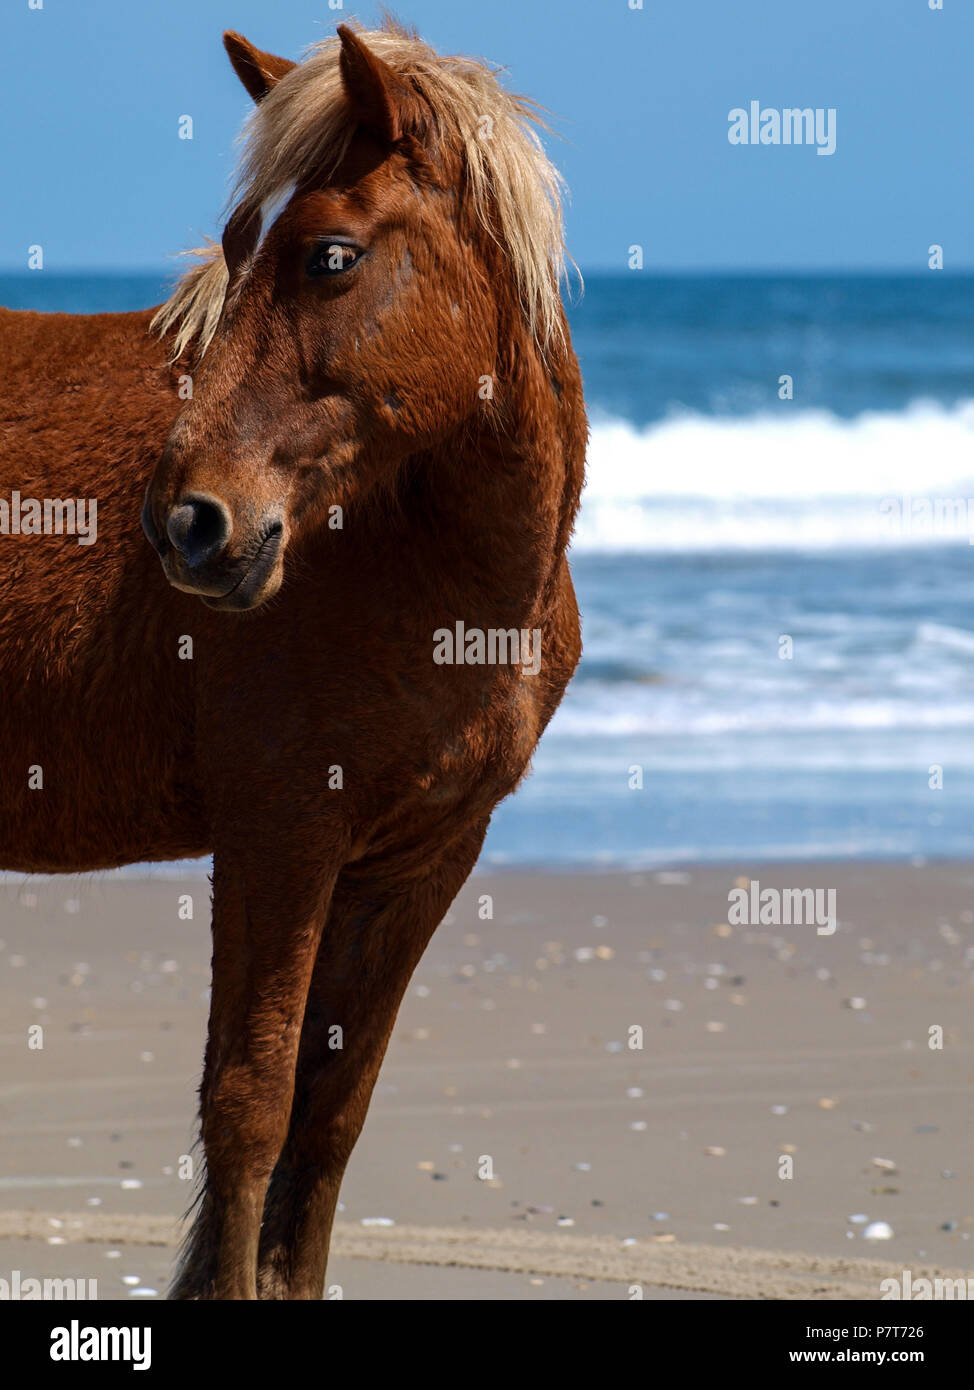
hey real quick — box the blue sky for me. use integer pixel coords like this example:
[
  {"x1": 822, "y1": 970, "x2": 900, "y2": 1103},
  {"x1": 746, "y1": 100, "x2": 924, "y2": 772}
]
[{"x1": 1, "y1": 0, "x2": 970, "y2": 273}]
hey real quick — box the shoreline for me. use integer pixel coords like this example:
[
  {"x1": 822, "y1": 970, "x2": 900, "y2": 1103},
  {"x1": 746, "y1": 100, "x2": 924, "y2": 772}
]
[{"x1": 4, "y1": 851, "x2": 974, "y2": 880}]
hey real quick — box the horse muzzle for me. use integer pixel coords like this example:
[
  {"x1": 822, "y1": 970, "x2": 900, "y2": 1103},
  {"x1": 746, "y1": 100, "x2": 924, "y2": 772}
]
[{"x1": 142, "y1": 489, "x2": 285, "y2": 611}]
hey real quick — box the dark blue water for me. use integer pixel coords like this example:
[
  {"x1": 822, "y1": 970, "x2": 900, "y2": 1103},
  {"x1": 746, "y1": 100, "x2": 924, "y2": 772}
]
[{"x1": 570, "y1": 272, "x2": 974, "y2": 425}]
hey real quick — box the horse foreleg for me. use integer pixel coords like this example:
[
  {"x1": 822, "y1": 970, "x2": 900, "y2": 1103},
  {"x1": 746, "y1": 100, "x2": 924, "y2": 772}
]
[
  {"x1": 256, "y1": 822, "x2": 488, "y2": 1299},
  {"x1": 169, "y1": 851, "x2": 337, "y2": 1300}
]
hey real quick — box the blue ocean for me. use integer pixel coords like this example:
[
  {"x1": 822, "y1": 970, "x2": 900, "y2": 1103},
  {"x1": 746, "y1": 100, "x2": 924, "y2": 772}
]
[{"x1": 5, "y1": 271, "x2": 974, "y2": 868}]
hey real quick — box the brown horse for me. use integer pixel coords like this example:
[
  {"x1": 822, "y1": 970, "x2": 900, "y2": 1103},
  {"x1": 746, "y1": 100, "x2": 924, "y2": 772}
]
[{"x1": 0, "y1": 20, "x2": 585, "y2": 1298}]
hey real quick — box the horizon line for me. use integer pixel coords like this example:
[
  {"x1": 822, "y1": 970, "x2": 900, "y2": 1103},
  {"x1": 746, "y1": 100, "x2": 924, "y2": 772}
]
[{"x1": 1, "y1": 264, "x2": 972, "y2": 279}]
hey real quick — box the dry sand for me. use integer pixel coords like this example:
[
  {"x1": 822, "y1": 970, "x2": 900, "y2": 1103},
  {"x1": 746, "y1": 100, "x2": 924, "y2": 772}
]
[{"x1": 1, "y1": 862, "x2": 972, "y2": 1299}]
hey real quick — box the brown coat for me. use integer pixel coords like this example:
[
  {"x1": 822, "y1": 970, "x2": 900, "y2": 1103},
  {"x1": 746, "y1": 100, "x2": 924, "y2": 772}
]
[{"x1": 0, "y1": 23, "x2": 585, "y2": 1298}]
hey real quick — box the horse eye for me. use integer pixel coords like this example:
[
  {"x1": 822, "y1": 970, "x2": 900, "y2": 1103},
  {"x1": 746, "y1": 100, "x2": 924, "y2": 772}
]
[{"x1": 307, "y1": 243, "x2": 360, "y2": 277}]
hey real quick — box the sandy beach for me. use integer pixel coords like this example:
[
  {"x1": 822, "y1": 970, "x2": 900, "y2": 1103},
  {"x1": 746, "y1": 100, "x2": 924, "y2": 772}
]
[{"x1": 1, "y1": 862, "x2": 972, "y2": 1300}]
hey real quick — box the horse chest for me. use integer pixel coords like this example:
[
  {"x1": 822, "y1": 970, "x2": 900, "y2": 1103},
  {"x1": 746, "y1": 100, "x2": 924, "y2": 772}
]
[{"x1": 415, "y1": 678, "x2": 541, "y2": 811}]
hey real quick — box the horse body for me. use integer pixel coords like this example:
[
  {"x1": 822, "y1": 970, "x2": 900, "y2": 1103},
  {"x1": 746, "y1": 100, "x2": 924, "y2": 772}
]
[
  {"x1": 0, "y1": 306, "x2": 206, "y2": 870},
  {"x1": 0, "y1": 22, "x2": 585, "y2": 1297}
]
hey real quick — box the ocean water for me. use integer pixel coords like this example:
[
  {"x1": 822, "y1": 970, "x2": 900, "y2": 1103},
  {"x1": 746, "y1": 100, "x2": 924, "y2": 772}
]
[{"x1": 5, "y1": 271, "x2": 974, "y2": 868}]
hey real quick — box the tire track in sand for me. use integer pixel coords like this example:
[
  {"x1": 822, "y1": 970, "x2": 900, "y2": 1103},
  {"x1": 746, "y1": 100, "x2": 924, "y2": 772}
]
[{"x1": 0, "y1": 1209, "x2": 962, "y2": 1299}]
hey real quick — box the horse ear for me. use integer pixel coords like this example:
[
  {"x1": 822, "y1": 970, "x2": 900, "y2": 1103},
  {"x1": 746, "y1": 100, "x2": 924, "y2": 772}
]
[
  {"x1": 337, "y1": 24, "x2": 427, "y2": 145},
  {"x1": 223, "y1": 31, "x2": 296, "y2": 104}
]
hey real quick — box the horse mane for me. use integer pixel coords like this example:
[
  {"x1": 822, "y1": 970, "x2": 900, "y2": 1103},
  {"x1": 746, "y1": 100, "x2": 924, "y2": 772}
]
[{"x1": 152, "y1": 18, "x2": 573, "y2": 361}]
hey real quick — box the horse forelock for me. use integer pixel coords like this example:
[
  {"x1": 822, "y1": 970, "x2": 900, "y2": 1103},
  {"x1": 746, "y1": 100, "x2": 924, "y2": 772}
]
[{"x1": 151, "y1": 20, "x2": 575, "y2": 361}]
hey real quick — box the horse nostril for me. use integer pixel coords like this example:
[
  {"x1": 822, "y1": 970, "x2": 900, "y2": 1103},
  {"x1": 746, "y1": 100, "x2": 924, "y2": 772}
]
[{"x1": 165, "y1": 494, "x2": 232, "y2": 569}]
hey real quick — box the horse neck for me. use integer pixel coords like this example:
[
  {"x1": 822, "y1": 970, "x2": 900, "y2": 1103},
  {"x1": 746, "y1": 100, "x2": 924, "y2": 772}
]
[{"x1": 398, "y1": 339, "x2": 583, "y2": 626}]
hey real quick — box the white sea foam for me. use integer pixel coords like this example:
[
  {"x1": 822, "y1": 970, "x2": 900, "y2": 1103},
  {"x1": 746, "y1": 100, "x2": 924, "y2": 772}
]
[
  {"x1": 549, "y1": 694, "x2": 974, "y2": 739},
  {"x1": 574, "y1": 400, "x2": 974, "y2": 551}
]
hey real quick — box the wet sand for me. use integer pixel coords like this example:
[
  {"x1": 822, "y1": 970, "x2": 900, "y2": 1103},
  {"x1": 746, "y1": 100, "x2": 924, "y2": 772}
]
[{"x1": 1, "y1": 862, "x2": 972, "y2": 1299}]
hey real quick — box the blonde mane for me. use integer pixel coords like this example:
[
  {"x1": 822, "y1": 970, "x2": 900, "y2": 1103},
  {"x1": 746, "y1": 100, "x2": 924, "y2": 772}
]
[{"x1": 152, "y1": 20, "x2": 573, "y2": 360}]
